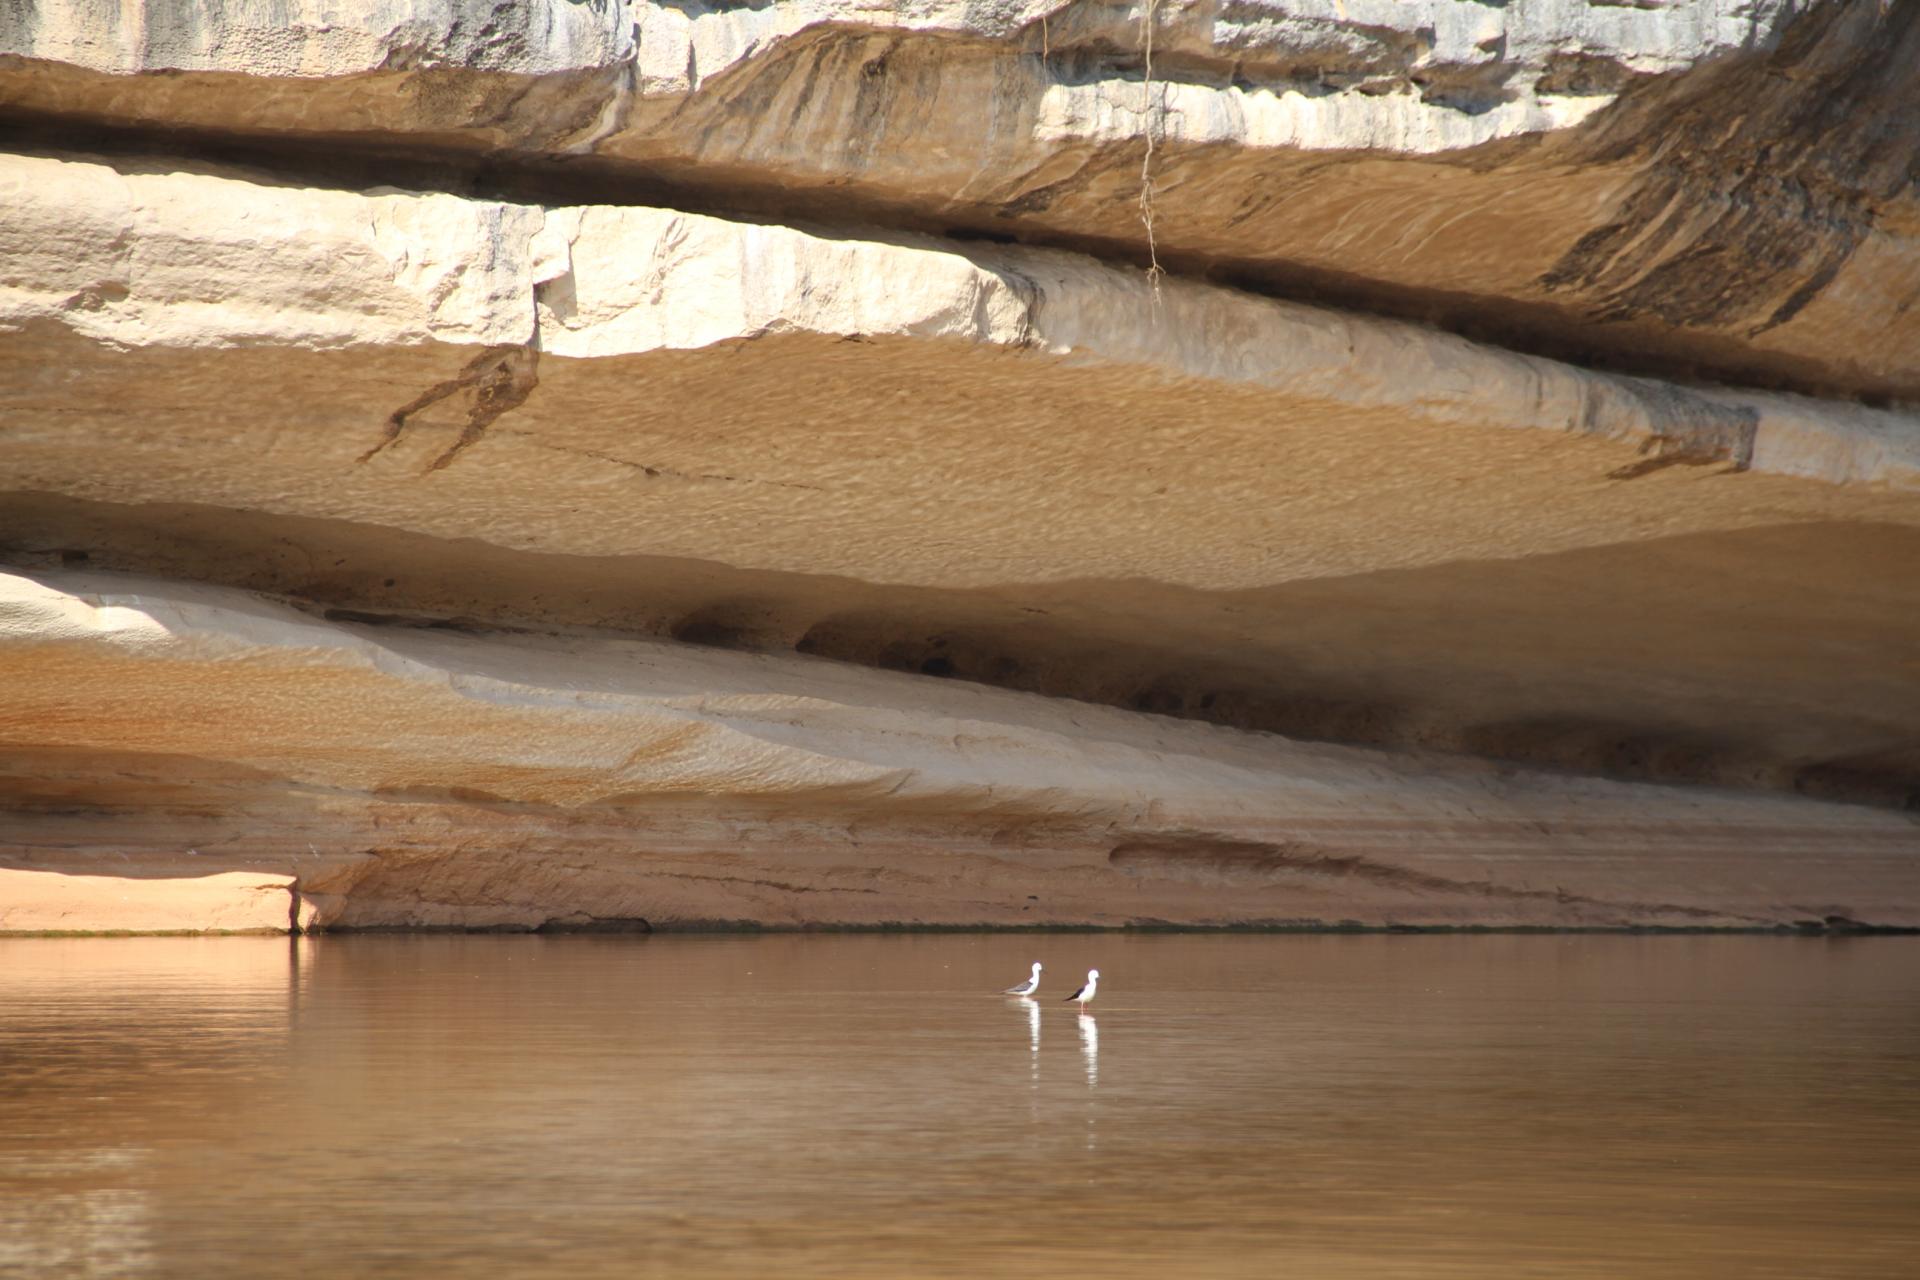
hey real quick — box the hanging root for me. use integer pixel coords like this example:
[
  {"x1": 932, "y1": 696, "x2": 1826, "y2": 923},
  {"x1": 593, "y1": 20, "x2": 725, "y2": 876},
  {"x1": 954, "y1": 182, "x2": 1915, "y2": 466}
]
[{"x1": 1138, "y1": 0, "x2": 1164, "y2": 300}]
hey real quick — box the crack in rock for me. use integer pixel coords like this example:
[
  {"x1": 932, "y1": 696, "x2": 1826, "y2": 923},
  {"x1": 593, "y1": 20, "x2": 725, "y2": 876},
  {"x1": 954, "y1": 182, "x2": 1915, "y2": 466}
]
[
  {"x1": 357, "y1": 345, "x2": 540, "y2": 472},
  {"x1": 501, "y1": 431, "x2": 827, "y2": 491},
  {"x1": 1108, "y1": 833, "x2": 1771, "y2": 924}
]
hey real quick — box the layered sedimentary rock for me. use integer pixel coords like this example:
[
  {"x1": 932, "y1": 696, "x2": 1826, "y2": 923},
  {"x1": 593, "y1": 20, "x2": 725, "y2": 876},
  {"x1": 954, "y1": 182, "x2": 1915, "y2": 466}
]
[
  {"x1": 5, "y1": 571, "x2": 1915, "y2": 933},
  {"x1": 4, "y1": 151, "x2": 1917, "y2": 804},
  {"x1": 2, "y1": 1, "x2": 1915, "y2": 398},
  {"x1": 1, "y1": 2, "x2": 1916, "y2": 932}
]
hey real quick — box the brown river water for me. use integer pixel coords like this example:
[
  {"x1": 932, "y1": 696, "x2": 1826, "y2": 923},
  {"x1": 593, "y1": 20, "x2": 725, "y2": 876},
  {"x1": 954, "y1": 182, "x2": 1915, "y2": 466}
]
[{"x1": 2, "y1": 934, "x2": 1917, "y2": 1278}]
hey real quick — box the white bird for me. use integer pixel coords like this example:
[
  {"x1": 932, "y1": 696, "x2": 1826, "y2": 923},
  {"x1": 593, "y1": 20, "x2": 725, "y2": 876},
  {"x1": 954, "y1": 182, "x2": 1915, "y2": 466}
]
[
  {"x1": 1064, "y1": 968, "x2": 1099, "y2": 1008},
  {"x1": 1003, "y1": 961, "x2": 1043, "y2": 996}
]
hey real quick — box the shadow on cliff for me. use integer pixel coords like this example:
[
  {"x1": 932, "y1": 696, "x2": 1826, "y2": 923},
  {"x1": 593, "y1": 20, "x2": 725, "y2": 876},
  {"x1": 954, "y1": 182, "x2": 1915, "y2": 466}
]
[{"x1": 5, "y1": 492, "x2": 1918, "y2": 810}]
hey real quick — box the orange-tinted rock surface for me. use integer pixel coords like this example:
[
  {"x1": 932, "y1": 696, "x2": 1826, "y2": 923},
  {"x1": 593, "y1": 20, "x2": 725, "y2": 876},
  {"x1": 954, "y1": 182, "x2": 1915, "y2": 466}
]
[
  {"x1": 1, "y1": 2, "x2": 1915, "y2": 932},
  {"x1": 4, "y1": 572, "x2": 1915, "y2": 933}
]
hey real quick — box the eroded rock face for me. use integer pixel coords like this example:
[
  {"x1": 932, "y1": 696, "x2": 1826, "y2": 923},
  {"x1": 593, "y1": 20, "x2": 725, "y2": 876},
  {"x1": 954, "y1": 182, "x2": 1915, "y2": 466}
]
[
  {"x1": 4, "y1": 151, "x2": 1918, "y2": 809},
  {"x1": 1, "y1": 1, "x2": 1914, "y2": 398},
  {"x1": 4, "y1": 571, "x2": 1915, "y2": 933},
  {"x1": 0, "y1": 4, "x2": 1915, "y2": 932}
]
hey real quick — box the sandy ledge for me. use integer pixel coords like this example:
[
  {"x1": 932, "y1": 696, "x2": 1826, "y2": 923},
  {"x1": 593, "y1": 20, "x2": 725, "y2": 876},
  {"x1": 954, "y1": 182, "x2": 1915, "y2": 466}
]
[{"x1": 4, "y1": 570, "x2": 1916, "y2": 934}]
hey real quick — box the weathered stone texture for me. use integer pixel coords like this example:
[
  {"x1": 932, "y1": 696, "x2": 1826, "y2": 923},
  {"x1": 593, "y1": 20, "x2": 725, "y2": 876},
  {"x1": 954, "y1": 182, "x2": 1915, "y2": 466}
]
[
  {"x1": 0, "y1": 3, "x2": 1915, "y2": 932},
  {"x1": 5, "y1": 572, "x2": 1915, "y2": 933},
  {"x1": 2, "y1": 1, "x2": 1914, "y2": 397},
  {"x1": 3, "y1": 151, "x2": 1917, "y2": 811}
]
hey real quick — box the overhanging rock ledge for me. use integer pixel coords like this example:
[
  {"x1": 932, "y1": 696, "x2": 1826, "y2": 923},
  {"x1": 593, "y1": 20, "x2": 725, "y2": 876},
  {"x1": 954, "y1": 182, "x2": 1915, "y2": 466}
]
[{"x1": 0, "y1": 0, "x2": 1916, "y2": 932}]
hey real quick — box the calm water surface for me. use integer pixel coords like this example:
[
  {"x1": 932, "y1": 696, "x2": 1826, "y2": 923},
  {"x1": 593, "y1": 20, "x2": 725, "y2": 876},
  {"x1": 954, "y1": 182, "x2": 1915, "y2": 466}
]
[{"x1": 2, "y1": 934, "x2": 1917, "y2": 1278}]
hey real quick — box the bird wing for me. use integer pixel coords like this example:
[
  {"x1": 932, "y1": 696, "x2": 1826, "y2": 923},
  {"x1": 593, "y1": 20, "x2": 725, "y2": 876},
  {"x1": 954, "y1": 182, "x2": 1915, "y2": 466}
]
[
  {"x1": 1063, "y1": 983, "x2": 1087, "y2": 1001},
  {"x1": 1002, "y1": 979, "x2": 1033, "y2": 994}
]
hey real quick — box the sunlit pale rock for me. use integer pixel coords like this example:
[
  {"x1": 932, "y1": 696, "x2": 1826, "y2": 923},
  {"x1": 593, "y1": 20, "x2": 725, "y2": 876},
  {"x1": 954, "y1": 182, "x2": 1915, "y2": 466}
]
[
  {"x1": 1, "y1": 1, "x2": 1913, "y2": 397},
  {"x1": 4, "y1": 151, "x2": 1918, "y2": 815},
  {"x1": 0, "y1": 868, "x2": 299, "y2": 935}
]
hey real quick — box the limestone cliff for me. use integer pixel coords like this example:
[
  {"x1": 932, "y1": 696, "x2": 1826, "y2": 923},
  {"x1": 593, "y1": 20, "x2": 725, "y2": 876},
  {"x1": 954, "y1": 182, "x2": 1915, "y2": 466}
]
[{"x1": 0, "y1": 1, "x2": 1914, "y2": 932}]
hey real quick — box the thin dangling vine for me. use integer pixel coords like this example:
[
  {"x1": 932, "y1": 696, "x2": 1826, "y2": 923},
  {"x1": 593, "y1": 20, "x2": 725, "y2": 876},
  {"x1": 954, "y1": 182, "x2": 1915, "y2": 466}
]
[{"x1": 1138, "y1": 0, "x2": 1164, "y2": 298}]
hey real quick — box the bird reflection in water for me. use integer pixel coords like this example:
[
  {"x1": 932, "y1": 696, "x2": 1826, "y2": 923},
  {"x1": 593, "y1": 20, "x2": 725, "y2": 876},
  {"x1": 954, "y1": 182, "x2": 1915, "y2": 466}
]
[
  {"x1": 1014, "y1": 996, "x2": 1042, "y2": 1135},
  {"x1": 1022, "y1": 997, "x2": 1040, "y2": 1072},
  {"x1": 1079, "y1": 1011, "x2": 1099, "y2": 1154}
]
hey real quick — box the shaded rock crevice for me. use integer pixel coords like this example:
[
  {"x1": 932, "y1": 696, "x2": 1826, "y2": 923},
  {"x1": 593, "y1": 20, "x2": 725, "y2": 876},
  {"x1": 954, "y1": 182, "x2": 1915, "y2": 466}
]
[
  {"x1": 1538, "y1": 0, "x2": 1920, "y2": 341},
  {"x1": 4, "y1": 570, "x2": 1915, "y2": 934},
  {"x1": 1107, "y1": 833, "x2": 1779, "y2": 925},
  {"x1": 5, "y1": 491, "x2": 1919, "y2": 811}
]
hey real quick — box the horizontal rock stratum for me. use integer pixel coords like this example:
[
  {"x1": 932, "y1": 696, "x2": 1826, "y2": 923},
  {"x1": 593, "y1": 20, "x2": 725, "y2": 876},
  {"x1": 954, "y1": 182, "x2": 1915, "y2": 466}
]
[
  {"x1": 4, "y1": 151, "x2": 1917, "y2": 796},
  {"x1": 3, "y1": 1, "x2": 1915, "y2": 399},
  {"x1": 4, "y1": 571, "x2": 1916, "y2": 932},
  {"x1": 0, "y1": 1, "x2": 1915, "y2": 932}
]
